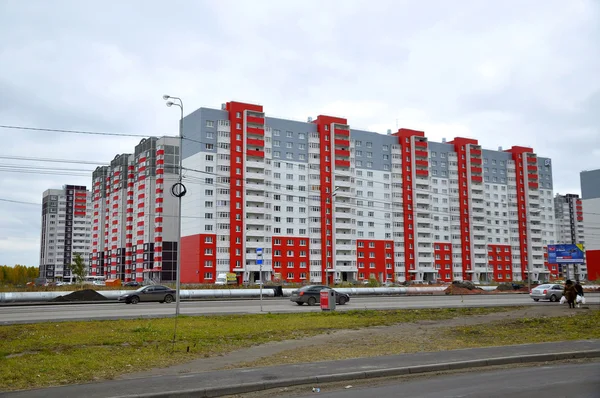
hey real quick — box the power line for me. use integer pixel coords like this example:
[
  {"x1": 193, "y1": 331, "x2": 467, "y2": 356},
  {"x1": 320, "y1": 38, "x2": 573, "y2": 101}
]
[
  {"x1": 0, "y1": 124, "x2": 168, "y2": 138},
  {"x1": 0, "y1": 155, "x2": 107, "y2": 166}
]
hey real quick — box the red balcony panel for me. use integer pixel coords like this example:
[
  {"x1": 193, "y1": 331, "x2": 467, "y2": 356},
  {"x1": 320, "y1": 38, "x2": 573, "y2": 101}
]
[
  {"x1": 577, "y1": 217, "x2": 584, "y2": 222},
  {"x1": 247, "y1": 138, "x2": 265, "y2": 147},
  {"x1": 471, "y1": 166, "x2": 483, "y2": 174},
  {"x1": 472, "y1": 175, "x2": 483, "y2": 183},
  {"x1": 246, "y1": 126, "x2": 265, "y2": 136},
  {"x1": 246, "y1": 149, "x2": 265, "y2": 158},
  {"x1": 335, "y1": 138, "x2": 350, "y2": 147},
  {"x1": 528, "y1": 173, "x2": 538, "y2": 180},
  {"x1": 415, "y1": 159, "x2": 428, "y2": 168},
  {"x1": 334, "y1": 128, "x2": 350, "y2": 137},
  {"x1": 527, "y1": 164, "x2": 538, "y2": 172},
  {"x1": 471, "y1": 157, "x2": 482, "y2": 164},
  {"x1": 415, "y1": 140, "x2": 428, "y2": 149},
  {"x1": 415, "y1": 169, "x2": 429, "y2": 177},
  {"x1": 335, "y1": 148, "x2": 350, "y2": 157},
  {"x1": 470, "y1": 148, "x2": 482, "y2": 156},
  {"x1": 527, "y1": 156, "x2": 537, "y2": 164},
  {"x1": 335, "y1": 159, "x2": 351, "y2": 168},
  {"x1": 414, "y1": 149, "x2": 428, "y2": 158},
  {"x1": 528, "y1": 182, "x2": 539, "y2": 189},
  {"x1": 246, "y1": 115, "x2": 265, "y2": 125}
]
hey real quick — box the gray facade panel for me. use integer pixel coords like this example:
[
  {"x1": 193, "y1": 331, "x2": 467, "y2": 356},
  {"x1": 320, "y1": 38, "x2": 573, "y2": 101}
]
[
  {"x1": 428, "y1": 142, "x2": 454, "y2": 178},
  {"x1": 182, "y1": 107, "x2": 224, "y2": 160},
  {"x1": 482, "y1": 150, "x2": 511, "y2": 185},
  {"x1": 538, "y1": 157, "x2": 554, "y2": 190},
  {"x1": 351, "y1": 130, "x2": 395, "y2": 172},
  {"x1": 266, "y1": 117, "x2": 315, "y2": 164},
  {"x1": 580, "y1": 169, "x2": 600, "y2": 199}
]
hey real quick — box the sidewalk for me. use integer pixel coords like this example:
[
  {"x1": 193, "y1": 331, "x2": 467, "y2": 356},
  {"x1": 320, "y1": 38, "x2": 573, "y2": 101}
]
[{"x1": 3, "y1": 340, "x2": 599, "y2": 398}]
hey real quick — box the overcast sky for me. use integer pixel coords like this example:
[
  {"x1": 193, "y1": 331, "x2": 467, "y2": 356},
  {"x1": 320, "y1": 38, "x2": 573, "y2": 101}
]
[{"x1": 0, "y1": 0, "x2": 598, "y2": 267}]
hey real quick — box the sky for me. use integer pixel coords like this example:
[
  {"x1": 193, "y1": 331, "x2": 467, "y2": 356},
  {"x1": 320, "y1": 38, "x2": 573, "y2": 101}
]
[{"x1": 0, "y1": 0, "x2": 599, "y2": 267}]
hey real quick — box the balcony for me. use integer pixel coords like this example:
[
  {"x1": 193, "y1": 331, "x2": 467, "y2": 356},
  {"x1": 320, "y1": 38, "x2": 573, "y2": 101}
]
[
  {"x1": 247, "y1": 138, "x2": 264, "y2": 147},
  {"x1": 335, "y1": 148, "x2": 350, "y2": 157},
  {"x1": 470, "y1": 148, "x2": 482, "y2": 156},
  {"x1": 335, "y1": 244, "x2": 354, "y2": 251},
  {"x1": 527, "y1": 164, "x2": 538, "y2": 172},
  {"x1": 471, "y1": 166, "x2": 483, "y2": 174},
  {"x1": 527, "y1": 156, "x2": 537, "y2": 164},
  {"x1": 246, "y1": 160, "x2": 265, "y2": 169},
  {"x1": 414, "y1": 149, "x2": 428, "y2": 158},
  {"x1": 335, "y1": 159, "x2": 351, "y2": 168},
  {"x1": 415, "y1": 169, "x2": 429, "y2": 177},
  {"x1": 334, "y1": 127, "x2": 350, "y2": 137},
  {"x1": 335, "y1": 138, "x2": 350, "y2": 147},
  {"x1": 246, "y1": 126, "x2": 264, "y2": 136},
  {"x1": 528, "y1": 173, "x2": 538, "y2": 181},
  {"x1": 246, "y1": 149, "x2": 265, "y2": 158},
  {"x1": 246, "y1": 115, "x2": 265, "y2": 125},
  {"x1": 415, "y1": 140, "x2": 428, "y2": 148},
  {"x1": 471, "y1": 157, "x2": 482, "y2": 165},
  {"x1": 415, "y1": 159, "x2": 428, "y2": 168},
  {"x1": 246, "y1": 171, "x2": 265, "y2": 180},
  {"x1": 528, "y1": 182, "x2": 539, "y2": 190},
  {"x1": 246, "y1": 194, "x2": 266, "y2": 204},
  {"x1": 472, "y1": 175, "x2": 483, "y2": 183}
]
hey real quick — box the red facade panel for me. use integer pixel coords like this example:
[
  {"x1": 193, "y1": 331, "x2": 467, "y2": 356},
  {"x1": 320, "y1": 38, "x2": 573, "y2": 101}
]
[
  {"x1": 314, "y1": 115, "x2": 348, "y2": 284},
  {"x1": 356, "y1": 239, "x2": 394, "y2": 282},
  {"x1": 271, "y1": 236, "x2": 310, "y2": 283},
  {"x1": 488, "y1": 245, "x2": 513, "y2": 282},
  {"x1": 434, "y1": 242, "x2": 453, "y2": 282},
  {"x1": 181, "y1": 233, "x2": 217, "y2": 284},
  {"x1": 505, "y1": 146, "x2": 533, "y2": 281},
  {"x1": 449, "y1": 137, "x2": 479, "y2": 280},
  {"x1": 226, "y1": 101, "x2": 264, "y2": 272}
]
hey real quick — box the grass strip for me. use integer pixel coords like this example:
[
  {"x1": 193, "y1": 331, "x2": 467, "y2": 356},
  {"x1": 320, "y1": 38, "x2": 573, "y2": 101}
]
[
  {"x1": 0, "y1": 307, "x2": 508, "y2": 391},
  {"x1": 230, "y1": 310, "x2": 600, "y2": 368}
]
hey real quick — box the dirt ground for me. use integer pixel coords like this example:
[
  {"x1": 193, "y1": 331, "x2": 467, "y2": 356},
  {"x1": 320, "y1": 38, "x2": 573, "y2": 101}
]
[{"x1": 118, "y1": 304, "x2": 587, "y2": 381}]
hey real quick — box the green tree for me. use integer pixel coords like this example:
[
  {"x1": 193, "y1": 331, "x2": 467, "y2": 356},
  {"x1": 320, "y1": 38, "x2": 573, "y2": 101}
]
[{"x1": 71, "y1": 254, "x2": 87, "y2": 284}]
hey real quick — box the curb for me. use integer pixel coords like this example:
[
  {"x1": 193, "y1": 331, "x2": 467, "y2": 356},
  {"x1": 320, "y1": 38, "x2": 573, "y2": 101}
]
[{"x1": 114, "y1": 349, "x2": 600, "y2": 398}]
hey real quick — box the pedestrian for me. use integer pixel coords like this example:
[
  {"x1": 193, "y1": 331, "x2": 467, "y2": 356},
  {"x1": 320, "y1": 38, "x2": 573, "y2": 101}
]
[
  {"x1": 563, "y1": 279, "x2": 577, "y2": 309},
  {"x1": 574, "y1": 280, "x2": 584, "y2": 308}
]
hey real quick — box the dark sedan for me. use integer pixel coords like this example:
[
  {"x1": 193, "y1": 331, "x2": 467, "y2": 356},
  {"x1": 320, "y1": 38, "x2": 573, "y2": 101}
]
[
  {"x1": 118, "y1": 285, "x2": 176, "y2": 304},
  {"x1": 290, "y1": 285, "x2": 350, "y2": 306}
]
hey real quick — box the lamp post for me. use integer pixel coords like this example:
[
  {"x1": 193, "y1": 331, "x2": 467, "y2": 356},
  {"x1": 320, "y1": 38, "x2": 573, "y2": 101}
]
[{"x1": 163, "y1": 94, "x2": 184, "y2": 317}]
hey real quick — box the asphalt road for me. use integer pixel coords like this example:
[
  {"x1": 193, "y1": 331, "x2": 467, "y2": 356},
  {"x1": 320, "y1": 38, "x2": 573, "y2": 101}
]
[
  {"x1": 286, "y1": 362, "x2": 600, "y2": 398},
  {"x1": 0, "y1": 294, "x2": 575, "y2": 324}
]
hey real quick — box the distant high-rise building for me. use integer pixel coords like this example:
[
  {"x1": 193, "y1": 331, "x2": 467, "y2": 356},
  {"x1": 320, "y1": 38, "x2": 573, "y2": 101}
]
[
  {"x1": 90, "y1": 136, "x2": 180, "y2": 283},
  {"x1": 39, "y1": 185, "x2": 92, "y2": 281},
  {"x1": 581, "y1": 169, "x2": 600, "y2": 281},
  {"x1": 554, "y1": 193, "x2": 586, "y2": 280}
]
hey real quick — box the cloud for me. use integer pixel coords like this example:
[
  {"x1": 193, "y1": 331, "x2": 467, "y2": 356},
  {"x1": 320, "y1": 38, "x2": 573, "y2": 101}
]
[{"x1": 0, "y1": 0, "x2": 598, "y2": 266}]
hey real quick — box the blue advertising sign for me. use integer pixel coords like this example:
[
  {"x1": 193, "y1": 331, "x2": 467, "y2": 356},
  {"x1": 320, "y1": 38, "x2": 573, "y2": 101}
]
[{"x1": 547, "y1": 244, "x2": 585, "y2": 264}]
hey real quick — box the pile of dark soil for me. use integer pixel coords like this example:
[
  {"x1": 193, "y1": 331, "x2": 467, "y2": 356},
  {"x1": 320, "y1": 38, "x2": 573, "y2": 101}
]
[
  {"x1": 50, "y1": 289, "x2": 109, "y2": 302},
  {"x1": 444, "y1": 285, "x2": 487, "y2": 295}
]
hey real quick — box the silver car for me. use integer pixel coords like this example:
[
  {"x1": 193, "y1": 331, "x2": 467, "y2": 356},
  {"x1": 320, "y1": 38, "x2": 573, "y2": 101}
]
[{"x1": 529, "y1": 284, "x2": 564, "y2": 302}]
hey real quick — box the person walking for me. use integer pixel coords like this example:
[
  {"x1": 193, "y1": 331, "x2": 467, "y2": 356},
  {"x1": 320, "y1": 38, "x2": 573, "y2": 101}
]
[
  {"x1": 563, "y1": 279, "x2": 577, "y2": 309},
  {"x1": 574, "y1": 280, "x2": 584, "y2": 308}
]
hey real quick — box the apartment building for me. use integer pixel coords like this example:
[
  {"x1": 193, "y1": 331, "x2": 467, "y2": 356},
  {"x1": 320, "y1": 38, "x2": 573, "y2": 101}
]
[
  {"x1": 39, "y1": 185, "x2": 92, "y2": 281},
  {"x1": 581, "y1": 169, "x2": 600, "y2": 280},
  {"x1": 90, "y1": 136, "x2": 180, "y2": 283},
  {"x1": 180, "y1": 101, "x2": 557, "y2": 285},
  {"x1": 554, "y1": 193, "x2": 586, "y2": 280}
]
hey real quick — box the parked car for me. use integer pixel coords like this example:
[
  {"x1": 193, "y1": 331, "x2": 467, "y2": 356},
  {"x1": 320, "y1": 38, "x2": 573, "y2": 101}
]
[
  {"x1": 529, "y1": 284, "x2": 564, "y2": 302},
  {"x1": 123, "y1": 281, "x2": 140, "y2": 287},
  {"x1": 118, "y1": 285, "x2": 176, "y2": 304},
  {"x1": 290, "y1": 285, "x2": 350, "y2": 306}
]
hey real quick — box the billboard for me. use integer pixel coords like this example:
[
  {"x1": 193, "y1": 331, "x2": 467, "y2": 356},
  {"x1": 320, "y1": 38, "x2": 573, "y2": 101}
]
[{"x1": 547, "y1": 244, "x2": 585, "y2": 264}]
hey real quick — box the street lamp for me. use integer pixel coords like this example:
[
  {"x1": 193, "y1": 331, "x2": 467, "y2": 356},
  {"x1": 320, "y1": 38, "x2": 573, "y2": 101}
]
[{"x1": 163, "y1": 94, "x2": 184, "y2": 317}]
